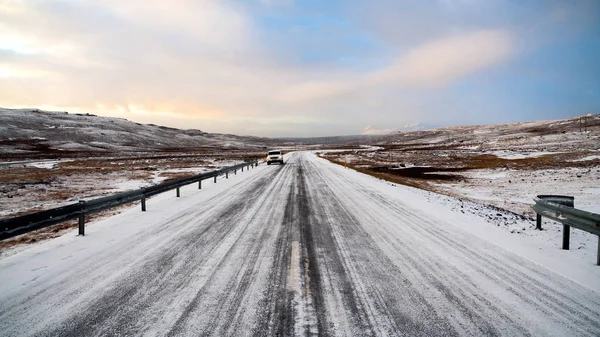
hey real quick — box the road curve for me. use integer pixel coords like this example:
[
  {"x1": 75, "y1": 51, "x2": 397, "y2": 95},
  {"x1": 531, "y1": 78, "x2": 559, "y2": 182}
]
[{"x1": 0, "y1": 151, "x2": 599, "y2": 336}]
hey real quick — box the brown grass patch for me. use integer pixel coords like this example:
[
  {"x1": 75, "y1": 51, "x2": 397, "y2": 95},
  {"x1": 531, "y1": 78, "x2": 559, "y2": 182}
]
[
  {"x1": 159, "y1": 172, "x2": 196, "y2": 183},
  {"x1": 323, "y1": 157, "x2": 436, "y2": 191}
]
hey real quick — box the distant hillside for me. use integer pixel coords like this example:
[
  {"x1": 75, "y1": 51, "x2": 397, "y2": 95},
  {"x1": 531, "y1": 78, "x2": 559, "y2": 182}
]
[
  {"x1": 276, "y1": 134, "x2": 379, "y2": 145},
  {"x1": 374, "y1": 114, "x2": 600, "y2": 151},
  {"x1": 0, "y1": 108, "x2": 275, "y2": 159}
]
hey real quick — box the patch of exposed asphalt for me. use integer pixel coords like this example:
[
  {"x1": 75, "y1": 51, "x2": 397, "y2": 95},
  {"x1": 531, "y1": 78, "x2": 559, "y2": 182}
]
[
  {"x1": 255, "y1": 161, "x2": 302, "y2": 335},
  {"x1": 295, "y1": 163, "x2": 327, "y2": 335}
]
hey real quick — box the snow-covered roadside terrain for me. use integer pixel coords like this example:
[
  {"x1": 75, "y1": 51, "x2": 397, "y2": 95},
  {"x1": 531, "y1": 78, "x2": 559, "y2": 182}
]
[
  {"x1": 436, "y1": 162, "x2": 600, "y2": 215},
  {"x1": 321, "y1": 115, "x2": 600, "y2": 271},
  {"x1": 0, "y1": 108, "x2": 275, "y2": 230},
  {"x1": 0, "y1": 152, "x2": 598, "y2": 336},
  {"x1": 0, "y1": 156, "x2": 245, "y2": 219},
  {"x1": 333, "y1": 163, "x2": 600, "y2": 291}
]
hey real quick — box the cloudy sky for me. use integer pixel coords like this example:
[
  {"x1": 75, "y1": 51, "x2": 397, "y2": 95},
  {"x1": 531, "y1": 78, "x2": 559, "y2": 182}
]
[{"x1": 1, "y1": 1, "x2": 598, "y2": 137}]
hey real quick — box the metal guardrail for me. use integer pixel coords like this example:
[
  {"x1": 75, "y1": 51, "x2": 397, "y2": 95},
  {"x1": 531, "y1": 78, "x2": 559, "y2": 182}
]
[
  {"x1": 533, "y1": 195, "x2": 600, "y2": 265},
  {"x1": 0, "y1": 161, "x2": 259, "y2": 240}
]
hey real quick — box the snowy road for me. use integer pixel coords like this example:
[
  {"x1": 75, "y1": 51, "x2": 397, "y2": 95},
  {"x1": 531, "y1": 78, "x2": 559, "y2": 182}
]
[{"x1": 1, "y1": 152, "x2": 599, "y2": 336}]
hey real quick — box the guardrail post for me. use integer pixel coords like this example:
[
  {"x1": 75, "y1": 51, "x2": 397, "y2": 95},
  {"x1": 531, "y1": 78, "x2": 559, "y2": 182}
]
[
  {"x1": 242, "y1": 166, "x2": 244, "y2": 172},
  {"x1": 226, "y1": 171, "x2": 229, "y2": 179},
  {"x1": 141, "y1": 196, "x2": 146, "y2": 211},
  {"x1": 199, "y1": 180, "x2": 202, "y2": 189},
  {"x1": 536, "y1": 214, "x2": 542, "y2": 230},
  {"x1": 563, "y1": 198, "x2": 574, "y2": 250},
  {"x1": 214, "y1": 176, "x2": 217, "y2": 183},
  {"x1": 78, "y1": 200, "x2": 86, "y2": 236},
  {"x1": 234, "y1": 169, "x2": 237, "y2": 175},
  {"x1": 563, "y1": 225, "x2": 570, "y2": 250},
  {"x1": 597, "y1": 236, "x2": 600, "y2": 266},
  {"x1": 176, "y1": 187, "x2": 180, "y2": 197}
]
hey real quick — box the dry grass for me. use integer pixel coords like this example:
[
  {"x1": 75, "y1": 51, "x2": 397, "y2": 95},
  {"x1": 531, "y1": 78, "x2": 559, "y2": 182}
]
[
  {"x1": 321, "y1": 147, "x2": 600, "y2": 198},
  {"x1": 322, "y1": 156, "x2": 436, "y2": 191},
  {"x1": 159, "y1": 172, "x2": 196, "y2": 183}
]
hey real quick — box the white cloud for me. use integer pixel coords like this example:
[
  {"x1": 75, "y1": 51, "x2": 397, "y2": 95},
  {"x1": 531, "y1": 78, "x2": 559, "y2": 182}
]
[
  {"x1": 377, "y1": 29, "x2": 513, "y2": 87},
  {"x1": 3, "y1": 0, "x2": 585, "y2": 137},
  {"x1": 282, "y1": 30, "x2": 514, "y2": 102}
]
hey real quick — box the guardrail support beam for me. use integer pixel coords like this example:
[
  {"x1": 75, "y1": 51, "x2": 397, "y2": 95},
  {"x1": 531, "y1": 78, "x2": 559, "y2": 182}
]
[
  {"x1": 141, "y1": 197, "x2": 146, "y2": 212},
  {"x1": 226, "y1": 171, "x2": 228, "y2": 179},
  {"x1": 562, "y1": 225, "x2": 570, "y2": 250},
  {"x1": 536, "y1": 214, "x2": 542, "y2": 230},
  {"x1": 199, "y1": 180, "x2": 202, "y2": 189},
  {"x1": 79, "y1": 214, "x2": 85, "y2": 236},
  {"x1": 176, "y1": 187, "x2": 180, "y2": 197},
  {"x1": 214, "y1": 176, "x2": 217, "y2": 183},
  {"x1": 78, "y1": 200, "x2": 86, "y2": 236},
  {"x1": 597, "y1": 236, "x2": 600, "y2": 266}
]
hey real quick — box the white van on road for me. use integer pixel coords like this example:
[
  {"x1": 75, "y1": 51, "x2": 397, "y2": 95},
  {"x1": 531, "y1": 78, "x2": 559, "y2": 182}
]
[{"x1": 266, "y1": 150, "x2": 284, "y2": 165}]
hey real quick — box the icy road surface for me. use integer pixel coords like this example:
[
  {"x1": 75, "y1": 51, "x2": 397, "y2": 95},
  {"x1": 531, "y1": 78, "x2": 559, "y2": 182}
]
[{"x1": 1, "y1": 152, "x2": 599, "y2": 336}]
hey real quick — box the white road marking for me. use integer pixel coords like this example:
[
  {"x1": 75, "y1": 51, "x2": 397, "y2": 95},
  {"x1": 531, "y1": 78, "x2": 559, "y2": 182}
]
[{"x1": 288, "y1": 241, "x2": 300, "y2": 293}]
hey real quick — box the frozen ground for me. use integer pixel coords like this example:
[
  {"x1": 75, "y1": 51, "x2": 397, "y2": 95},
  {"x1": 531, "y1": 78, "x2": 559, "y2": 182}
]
[
  {"x1": 322, "y1": 115, "x2": 600, "y2": 268},
  {"x1": 0, "y1": 156, "x2": 244, "y2": 219},
  {"x1": 0, "y1": 152, "x2": 598, "y2": 336},
  {"x1": 438, "y1": 166, "x2": 600, "y2": 215},
  {"x1": 0, "y1": 107, "x2": 275, "y2": 231}
]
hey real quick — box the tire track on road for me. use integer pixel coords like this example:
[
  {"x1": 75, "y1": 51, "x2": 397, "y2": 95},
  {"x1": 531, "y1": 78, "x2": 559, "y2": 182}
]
[{"x1": 302, "y1": 156, "x2": 461, "y2": 336}]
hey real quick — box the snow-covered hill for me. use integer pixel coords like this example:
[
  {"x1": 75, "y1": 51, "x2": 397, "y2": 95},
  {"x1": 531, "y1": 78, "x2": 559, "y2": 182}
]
[
  {"x1": 0, "y1": 108, "x2": 274, "y2": 158},
  {"x1": 379, "y1": 115, "x2": 600, "y2": 152}
]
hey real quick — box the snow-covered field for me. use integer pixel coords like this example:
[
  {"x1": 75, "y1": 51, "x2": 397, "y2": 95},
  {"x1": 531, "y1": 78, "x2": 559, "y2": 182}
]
[
  {"x1": 439, "y1": 166, "x2": 600, "y2": 214},
  {"x1": 317, "y1": 151, "x2": 600, "y2": 286},
  {"x1": 322, "y1": 115, "x2": 600, "y2": 272},
  {"x1": 0, "y1": 156, "x2": 245, "y2": 220},
  {"x1": 0, "y1": 108, "x2": 275, "y2": 228}
]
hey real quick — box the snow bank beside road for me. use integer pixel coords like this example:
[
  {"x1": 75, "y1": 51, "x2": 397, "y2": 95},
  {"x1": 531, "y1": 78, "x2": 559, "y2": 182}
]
[{"x1": 314, "y1": 153, "x2": 600, "y2": 293}]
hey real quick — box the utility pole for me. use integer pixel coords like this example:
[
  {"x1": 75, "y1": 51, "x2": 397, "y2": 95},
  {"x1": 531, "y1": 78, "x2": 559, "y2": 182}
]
[{"x1": 585, "y1": 113, "x2": 589, "y2": 133}]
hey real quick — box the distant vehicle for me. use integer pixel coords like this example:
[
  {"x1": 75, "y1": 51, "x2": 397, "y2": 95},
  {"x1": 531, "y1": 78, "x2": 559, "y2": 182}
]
[{"x1": 266, "y1": 150, "x2": 284, "y2": 165}]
